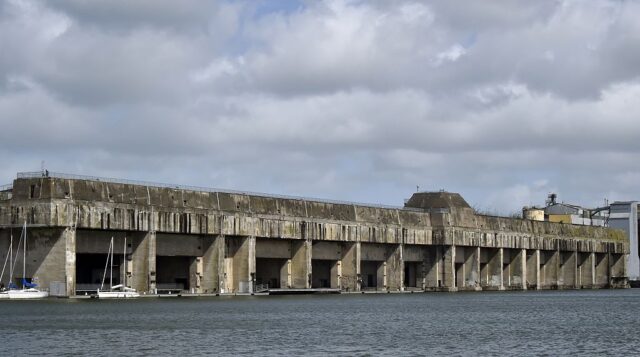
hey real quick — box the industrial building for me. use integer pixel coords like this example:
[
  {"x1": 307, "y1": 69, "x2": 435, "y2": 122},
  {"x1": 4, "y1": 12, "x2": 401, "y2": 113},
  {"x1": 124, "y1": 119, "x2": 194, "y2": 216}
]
[
  {"x1": 523, "y1": 194, "x2": 639, "y2": 283},
  {"x1": 0, "y1": 172, "x2": 630, "y2": 297},
  {"x1": 609, "y1": 202, "x2": 639, "y2": 281},
  {"x1": 522, "y1": 193, "x2": 608, "y2": 226}
]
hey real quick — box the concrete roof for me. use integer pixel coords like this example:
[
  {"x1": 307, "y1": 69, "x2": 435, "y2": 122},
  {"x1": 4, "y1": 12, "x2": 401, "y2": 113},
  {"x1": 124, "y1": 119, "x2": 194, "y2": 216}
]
[{"x1": 404, "y1": 191, "x2": 472, "y2": 211}]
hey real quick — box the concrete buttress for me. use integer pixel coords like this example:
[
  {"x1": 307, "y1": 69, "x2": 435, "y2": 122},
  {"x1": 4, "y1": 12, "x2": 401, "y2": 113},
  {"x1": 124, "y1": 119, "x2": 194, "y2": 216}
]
[
  {"x1": 341, "y1": 242, "x2": 360, "y2": 291},
  {"x1": 385, "y1": 244, "x2": 403, "y2": 291},
  {"x1": 64, "y1": 227, "x2": 76, "y2": 297},
  {"x1": 291, "y1": 239, "x2": 311, "y2": 289}
]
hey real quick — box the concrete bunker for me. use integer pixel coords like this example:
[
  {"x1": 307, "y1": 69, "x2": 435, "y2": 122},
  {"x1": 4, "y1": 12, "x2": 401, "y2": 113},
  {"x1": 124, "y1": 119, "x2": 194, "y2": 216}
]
[
  {"x1": 480, "y1": 248, "x2": 502, "y2": 289},
  {"x1": 253, "y1": 238, "x2": 310, "y2": 290},
  {"x1": 360, "y1": 260, "x2": 382, "y2": 289},
  {"x1": 539, "y1": 250, "x2": 559, "y2": 288},
  {"x1": 594, "y1": 253, "x2": 608, "y2": 286},
  {"x1": 525, "y1": 250, "x2": 539, "y2": 289},
  {"x1": 76, "y1": 253, "x2": 121, "y2": 292},
  {"x1": 255, "y1": 239, "x2": 290, "y2": 289},
  {"x1": 156, "y1": 233, "x2": 203, "y2": 293},
  {"x1": 403, "y1": 245, "x2": 425, "y2": 290},
  {"x1": 360, "y1": 243, "x2": 402, "y2": 291},
  {"x1": 455, "y1": 246, "x2": 479, "y2": 290},
  {"x1": 559, "y1": 251, "x2": 577, "y2": 288},
  {"x1": 224, "y1": 236, "x2": 255, "y2": 293},
  {"x1": 423, "y1": 246, "x2": 444, "y2": 289},
  {"x1": 75, "y1": 231, "x2": 132, "y2": 294},
  {"x1": 311, "y1": 241, "x2": 341, "y2": 288},
  {"x1": 577, "y1": 252, "x2": 593, "y2": 288},
  {"x1": 360, "y1": 243, "x2": 386, "y2": 290},
  {"x1": 503, "y1": 248, "x2": 526, "y2": 290},
  {"x1": 609, "y1": 253, "x2": 627, "y2": 287},
  {"x1": 0, "y1": 227, "x2": 69, "y2": 293}
]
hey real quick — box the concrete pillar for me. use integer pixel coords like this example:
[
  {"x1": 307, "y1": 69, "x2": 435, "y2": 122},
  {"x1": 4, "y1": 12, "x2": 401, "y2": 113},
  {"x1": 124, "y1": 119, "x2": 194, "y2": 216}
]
[
  {"x1": 226, "y1": 236, "x2": 255, "y2": 293},
  {"x1": 280, "y1": 259, "x2": 290, "y2": 288},
  {"x1": 248, "y1": 236, "x2": 256, "y2": 292},
  {"x1": 188, "y1": 256, "x2": 203, "y2": 293},
  {"x1": 340, "y1": 242, "x2": 360, "y2": 291},
  {"x1": 609, "y1": 253, "x2": 627, "y2": 288},
  {"x1": 64, "y1": 227, "x2": 76, "y2": 297},
  {"x1": 520, "y1": 249, "x2": 527, "y2": 290},
  {"x1": 202, "y1": 234, "x2": 224, "y2": 293},
  {"x1": 378, "y1": 261, "x2": 386, "y2": 290},
  {"x1": 424, "y1": 246, "x2": 441, "y2": 289},
  {"x1": 510, "y1": 249, "x2": 526, "y2": 290},
  {"x1": 594, "y1": 253, "x2": 608, "y2": 287},
  {"x1": 578, "y1": 252, "x2": 594, "y2": 289},
  {"x1": 474, "y1": 247, "x2": 481, "y2": 290},
  {"x1": 526, "y1": 250, "x2": 541, "y2": 290},
  {"x1": 331, "y1": 260, "x2": 340, "y2": 289},
  {"x1": 386, "y1": 244, "x2": 403, "y2": 291},
  {"x1": 560, "y1": 251, "x2": 577, "y2": 289},
  {"x1": 291, "y1": 239, "x2": 311, "y2": 288},
  {"x1": 130, "y1": 232, "x2": 150, "y2": 293},
  {"x1": 498, "y1": 248, "x2": 505, "y2": 290},
  {"x1": 590, "y1": 252, "x2": 596, "y2": 287},
  {"x1": 541, "y1": 250, "x2": 559, "y2": 289},
  {"x1": 460, "y1": 246, "x2": 480, "y2": 290},
  {"x1": 454, "y1": 246, "x2": 463, "y2": 289},
  {"x1": 482, "y1": 248, "x2": 503, "y2": 290},
  {"x1": 147, "y1": 231, "x2": 156, "y2": 293},
  {"x1": 502, "y1": 248, "x2": 512, "y2": 288},
  {"x1": 443, "y1": 245, "x2": 456, "y2": 291}
]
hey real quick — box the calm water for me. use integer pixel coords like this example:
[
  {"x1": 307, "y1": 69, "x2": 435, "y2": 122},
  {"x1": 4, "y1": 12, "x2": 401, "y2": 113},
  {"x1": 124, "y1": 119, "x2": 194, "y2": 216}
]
[{"x1": 0, "y1": 289, "x2": 638, "y2": 356}]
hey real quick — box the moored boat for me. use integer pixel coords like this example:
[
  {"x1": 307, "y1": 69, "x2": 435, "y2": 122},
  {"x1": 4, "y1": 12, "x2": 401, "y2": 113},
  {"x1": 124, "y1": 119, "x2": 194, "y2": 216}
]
[
  {"x1": 7, "y1": 288, "x2": 49, "y2": 299},
  {"x1": 7, "y1": 222, "x2": 48, "y2": 299},
  {"x1": 97, "y1": 237, "x2": 140, "y2": 299}
]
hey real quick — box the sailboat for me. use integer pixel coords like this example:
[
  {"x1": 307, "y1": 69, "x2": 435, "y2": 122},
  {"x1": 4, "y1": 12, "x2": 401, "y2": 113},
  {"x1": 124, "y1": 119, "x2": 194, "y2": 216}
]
[
  {"x1": 0, "y1": 232, "x2": 13, "y2": 299},
  {"x1": 97, "y1": 237, "x2": 140, "y2": 298},
  {"x1": 8, "y1": 222, "x2": 49, "y2": 299}
]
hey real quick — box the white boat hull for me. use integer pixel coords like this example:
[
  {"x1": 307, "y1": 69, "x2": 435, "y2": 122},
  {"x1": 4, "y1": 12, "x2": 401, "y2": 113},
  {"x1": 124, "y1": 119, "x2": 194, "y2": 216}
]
[
  {"x1": 0, "y1": 292, "x2": 9, "y2": 299},
  {"x1": 97, "y1": 290, "x2": 140, "y2": 299},
  {"x1": 8, "y1": 289, "x2": 49, "y2": 299}
]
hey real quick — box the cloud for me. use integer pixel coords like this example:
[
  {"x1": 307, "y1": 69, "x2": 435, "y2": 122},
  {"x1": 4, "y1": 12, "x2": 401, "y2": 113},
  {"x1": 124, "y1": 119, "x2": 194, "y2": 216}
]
[{"x1": 0, "y1": 0, "x2": 639, "y2": 213}]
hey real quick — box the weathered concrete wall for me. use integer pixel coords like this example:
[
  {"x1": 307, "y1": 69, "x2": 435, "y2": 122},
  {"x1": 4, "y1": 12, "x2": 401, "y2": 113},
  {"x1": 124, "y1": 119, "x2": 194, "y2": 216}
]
[
  {"x1": 0, "y1": 176, "x2": 631, "y2": 296},
  {"x1": 340, "y1": 242, "x2": 360, "y2": 291},
  {"x1": 291, "y1": 239, "x2": 311, "y2": 288},
  {"x1": 201, "y1": 235, "x2": 222, "y2": 293},
  {"x1": 526, "y1": 250, "x2": 540, "y2": 289},
  {"x1": 0, "y1": 227, "x2": 68, "y2": 292},
  {"x1": 312, "y1": 241, "x2": 341, "y2": 261}
]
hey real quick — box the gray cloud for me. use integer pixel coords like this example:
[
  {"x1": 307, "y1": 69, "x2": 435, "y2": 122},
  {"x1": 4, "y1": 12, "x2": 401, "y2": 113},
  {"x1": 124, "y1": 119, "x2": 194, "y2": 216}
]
[
  {"x1": 47, "y1": 0, "x2": 231, "y2": 32},
  {"x1": 1, "y1": 0, "x2": 639, "y2": 214}
]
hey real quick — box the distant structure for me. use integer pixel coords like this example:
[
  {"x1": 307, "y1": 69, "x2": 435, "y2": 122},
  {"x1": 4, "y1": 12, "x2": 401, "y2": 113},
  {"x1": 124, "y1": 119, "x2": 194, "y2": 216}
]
[
  {"x1": 523, "y1": 193, "x2": 608, "y2": 226},
  {"x1": 523, "y1": 193, "x2": 638, "y2": 282},
  {"x1": 0, "y1": 172, "x2": 630, "y2": 297},
  {"x1": 609, "y1": 202, "x2": 639, "y2": 282}
]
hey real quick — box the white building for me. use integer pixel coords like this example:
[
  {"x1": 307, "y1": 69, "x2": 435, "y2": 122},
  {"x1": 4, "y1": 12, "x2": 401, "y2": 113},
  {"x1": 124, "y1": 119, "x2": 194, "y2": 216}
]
[{"x1": 609, "y1": 202, "x2": 639, "y2": 281}]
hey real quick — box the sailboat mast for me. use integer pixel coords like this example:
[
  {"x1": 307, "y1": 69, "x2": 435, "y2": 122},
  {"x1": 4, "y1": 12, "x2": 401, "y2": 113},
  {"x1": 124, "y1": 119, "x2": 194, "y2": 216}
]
[
  {"x1": 123, "y1": 237, "x2": 127, "y2": 287},
  {"x1": 9, "y1": 232, "x2": 12, "y2": 285},
  {"x1": 23, "y1": 221, "x2": 26, "y2": 289},
  {"x1": 9, "y1": 227, "x2": 23, "y2": 287},
  {"x1": 110, "y1": 238, "x2": 113, "y2": 289}
]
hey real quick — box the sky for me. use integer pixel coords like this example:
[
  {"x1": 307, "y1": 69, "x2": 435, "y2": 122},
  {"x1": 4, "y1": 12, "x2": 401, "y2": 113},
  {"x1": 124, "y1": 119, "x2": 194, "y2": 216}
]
[{"x1": 1, "y1": 0, "x2": 639, "y2": 214}]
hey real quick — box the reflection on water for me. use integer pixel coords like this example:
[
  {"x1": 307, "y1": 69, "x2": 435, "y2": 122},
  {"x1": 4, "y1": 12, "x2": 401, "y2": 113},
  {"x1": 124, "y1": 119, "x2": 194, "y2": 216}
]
[{"x1": 0, "y1": 289, "x2": 638, "y2": 356}]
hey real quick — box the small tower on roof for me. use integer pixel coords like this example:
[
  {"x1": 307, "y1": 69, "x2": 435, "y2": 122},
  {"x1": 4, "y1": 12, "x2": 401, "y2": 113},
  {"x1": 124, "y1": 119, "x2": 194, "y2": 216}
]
[{"x1": 404, "y1": 191, "x2": 473, "y2": 212}]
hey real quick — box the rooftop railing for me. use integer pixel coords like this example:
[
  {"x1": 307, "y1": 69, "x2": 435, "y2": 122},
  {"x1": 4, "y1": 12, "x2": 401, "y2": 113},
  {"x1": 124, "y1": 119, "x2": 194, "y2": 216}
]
[
  {"x1": 0, "y1": 183, "x2": 12, "y2": 191},
  {"x1": 16, "y1": 171, "x2": 426, "y2": 212}
]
